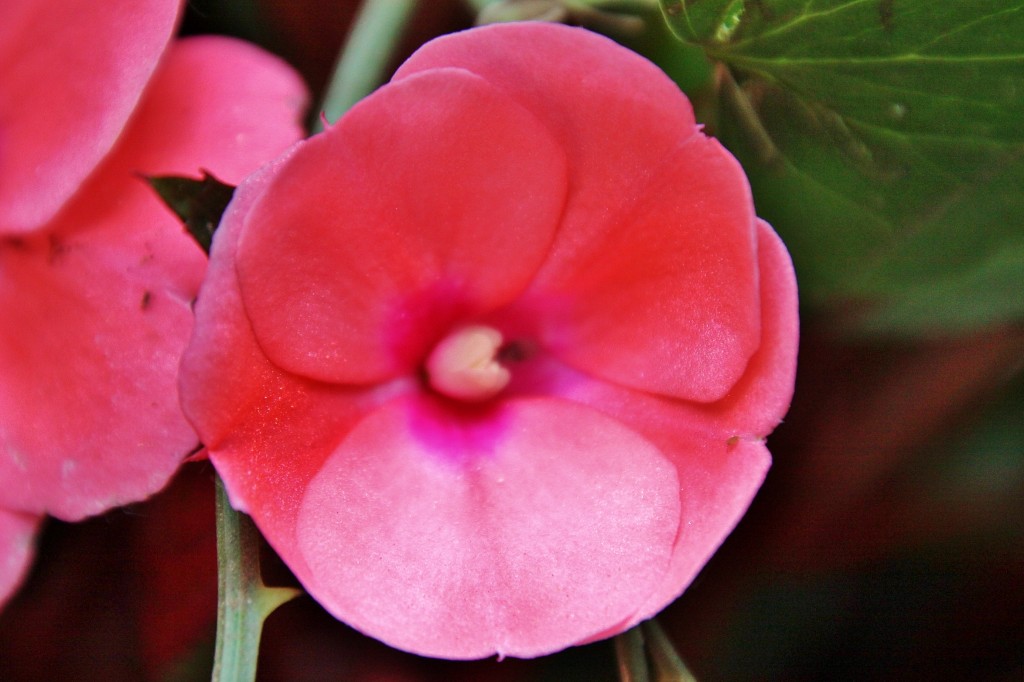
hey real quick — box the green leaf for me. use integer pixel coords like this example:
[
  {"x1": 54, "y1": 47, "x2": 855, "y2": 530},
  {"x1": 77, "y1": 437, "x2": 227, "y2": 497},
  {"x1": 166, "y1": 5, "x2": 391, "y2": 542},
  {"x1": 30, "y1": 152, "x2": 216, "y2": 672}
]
[
  {"x1": 662, "y1": 0, "x2": 746, "y2": 43},
  {"x1": 659, "y1": 1, "x2": 1024, "y2": 335},
  {"x1": 147, "y1": 172, "x2": 235, "y2": 255}
]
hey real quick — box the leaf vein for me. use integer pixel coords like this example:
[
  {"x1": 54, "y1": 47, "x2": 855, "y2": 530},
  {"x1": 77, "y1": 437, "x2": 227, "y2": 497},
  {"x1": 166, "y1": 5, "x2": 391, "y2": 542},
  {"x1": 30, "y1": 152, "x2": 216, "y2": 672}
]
[
  {"x1": 723, "y1": 53, "x2": 1024, "y2": 66},
  {"x1": 733, "y1": 0, "x2": 878, "y2": 44},
  {"x1": 912, "y1": 6, "x2": 1024, "y2": 54}
]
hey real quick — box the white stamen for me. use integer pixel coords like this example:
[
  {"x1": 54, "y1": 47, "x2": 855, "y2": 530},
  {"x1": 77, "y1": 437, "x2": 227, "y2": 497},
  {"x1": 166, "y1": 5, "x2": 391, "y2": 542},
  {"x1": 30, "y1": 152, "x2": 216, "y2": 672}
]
[{"x1": 426, "y1": 325, "x2": 511, "y2": 401}]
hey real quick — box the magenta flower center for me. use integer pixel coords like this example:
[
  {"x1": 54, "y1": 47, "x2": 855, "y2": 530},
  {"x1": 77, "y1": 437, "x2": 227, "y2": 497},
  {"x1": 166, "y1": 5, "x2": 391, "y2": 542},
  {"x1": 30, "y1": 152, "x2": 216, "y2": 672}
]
[{"x1": 425, "y1": 324, "x2": 511, "y2": 402}]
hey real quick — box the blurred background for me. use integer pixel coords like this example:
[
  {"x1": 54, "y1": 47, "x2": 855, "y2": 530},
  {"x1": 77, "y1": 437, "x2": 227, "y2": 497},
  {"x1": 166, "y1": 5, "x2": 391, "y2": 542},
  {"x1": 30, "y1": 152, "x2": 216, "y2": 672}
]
[{"x1": 1, "y1": 1, "x2": 1021, "y2": 679}]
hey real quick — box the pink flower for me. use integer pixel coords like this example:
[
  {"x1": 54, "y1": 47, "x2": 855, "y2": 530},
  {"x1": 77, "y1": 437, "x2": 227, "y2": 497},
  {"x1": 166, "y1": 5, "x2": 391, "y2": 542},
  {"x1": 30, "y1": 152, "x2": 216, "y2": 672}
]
[
  {"x1": 180, "y1": 22, "x2": 798, "y2": 659},
  {"x1": 0, "y1": 0, "x2": 308, "y2": 607}
]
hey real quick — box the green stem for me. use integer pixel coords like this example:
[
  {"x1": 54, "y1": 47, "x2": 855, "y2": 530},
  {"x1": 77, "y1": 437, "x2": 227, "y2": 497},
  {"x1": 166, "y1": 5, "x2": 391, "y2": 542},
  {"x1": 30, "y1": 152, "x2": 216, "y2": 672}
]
[
  {"x1": 643, "y1": 620, "x2": 698, "y2": 682},
  {"x1": 212, "y1": 476, "x2": 300, "y2": 682},
  {"x1": 466, "y1": 0, "x2": 658, "y2": 17},
  {"x1": 717, "y1": 64, "x2": 780, "y2": 166},
  {"x1": 615, "y1": 625, "x2": 651, "y2": 682},
  {"x1": 463, "y1": 0, "x2": 494, "y2": 13},
  {"x1": 615, "y1": 620, "x2": 699, "y2": 682},
  {"x1": 314, "y1": 0, "x2": 419, "y2": 132}
]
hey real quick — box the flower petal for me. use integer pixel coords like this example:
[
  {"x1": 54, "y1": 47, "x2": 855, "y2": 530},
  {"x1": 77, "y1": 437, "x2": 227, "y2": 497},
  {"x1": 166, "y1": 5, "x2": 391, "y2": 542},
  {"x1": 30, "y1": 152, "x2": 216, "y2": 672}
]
[
  {"x1": 0, "y1": 37, "x2": 306, "y2": 520},
  {"x1": 573, "y1": 435, "x2": 771, "y2": 641},
  {"x1": 520, "y1": 134, "x2": 761, "y2": 402},
  {"x1": 0, "y1": 509, "x2": 38, "y2": 611},
  {"x1": 182, "y1": 156, "x2": 398, "y2": 584},
  {"x1": 635, "y1": 436, "x2": 770, "y2": 623},
  {"x1": 0, "y1": 227, "x2": 200, "y2": 519},
  {"x1": 505, "y1": 358, "x2": 772, "y2": 631},
  {"x1": 394, "y1": 24, "x2": 697, "y2": 219},
  {"x1": 295, "y1": 396, "x2": 681, "y2": 659},
  {"x1": 235, "y1": 68, "x2": 567, "y2": 385},
  {"x1": 110, "y1": 36, "x2": 309, "y2": 184},
  {"x1": 180, "y1": 154, "x2": 299, "y2": 450},
  {"x1": 500, "y1": 348, "x2": 783, "y2": 633},
  {"x1": 0, "y1": 0, "x2": 179, "y2": 233},
  {"x1": 507, "y1": 219, "x2": 797, "y2": 435},
  {"x1": 396, "y1": 23, "x2": 759, "y2": 401},
  {"x1": 712, "y1": 220, "x2": 800, "y2": 435}
]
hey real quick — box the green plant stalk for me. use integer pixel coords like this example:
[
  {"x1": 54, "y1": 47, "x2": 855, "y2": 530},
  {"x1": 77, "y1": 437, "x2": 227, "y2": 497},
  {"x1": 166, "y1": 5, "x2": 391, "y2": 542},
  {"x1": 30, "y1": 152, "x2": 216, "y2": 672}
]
[
  {"x1": 466, "y1": 0, "x2": 657, "y2": 12},
  {"x1": 314, "y1": 0, "x2": 419, "y2": 132},
  {"x1": 211, "y1": 476, "x2": 300, "y2": 682},
  {"x1": 615, "y1": 624, "x2": 651, "y2": 682},
  {"x1": 615, "y1": 620, "x2": 699, "y2": 682},
  {"x1": 643, "y1": 620, "x2": 698, "y2": 682}
]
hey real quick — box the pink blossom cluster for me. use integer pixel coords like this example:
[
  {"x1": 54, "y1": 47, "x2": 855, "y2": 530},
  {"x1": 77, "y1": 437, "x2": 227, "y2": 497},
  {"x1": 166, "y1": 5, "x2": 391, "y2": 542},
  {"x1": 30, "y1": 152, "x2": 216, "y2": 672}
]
[{"x1": 0, "y1": 0, "x2": 306, "y2": 607}]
